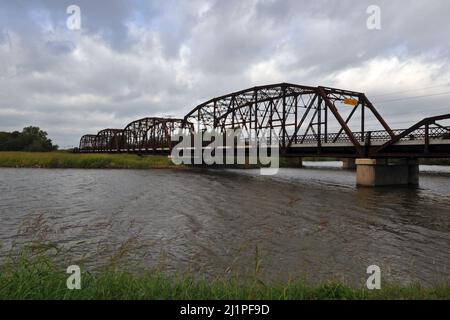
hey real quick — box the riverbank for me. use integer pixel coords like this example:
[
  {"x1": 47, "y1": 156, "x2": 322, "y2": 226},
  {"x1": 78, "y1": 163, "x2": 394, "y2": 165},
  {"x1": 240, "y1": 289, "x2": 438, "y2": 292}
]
[
  {"x1": 0, "y1": 151, "x2": 329, "y2": 169},
  {"x1": 0, "y1": 251, "x2": 448, "y2": 300},
  {"x1": 0, "y1": 151, "x2": 176, "y2": 169},
  {"x1": 1, "y1": 151, "x2": 450, "y2": 169}
]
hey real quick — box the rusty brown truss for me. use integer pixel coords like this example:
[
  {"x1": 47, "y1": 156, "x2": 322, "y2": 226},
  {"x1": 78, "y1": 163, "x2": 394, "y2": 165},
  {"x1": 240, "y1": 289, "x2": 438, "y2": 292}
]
[
  {"x1": 79, "y1": 117, "x2": 192, "y2": 153},
  {"x1": 78, "y1": 83, "x2": 450, "y2": 158}
]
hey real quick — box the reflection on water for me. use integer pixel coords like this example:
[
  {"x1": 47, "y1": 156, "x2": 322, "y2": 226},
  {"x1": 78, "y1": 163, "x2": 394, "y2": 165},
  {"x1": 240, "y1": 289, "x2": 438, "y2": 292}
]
[{"x1": 0, "y1": 164, "x2": 449, "y2": 286}]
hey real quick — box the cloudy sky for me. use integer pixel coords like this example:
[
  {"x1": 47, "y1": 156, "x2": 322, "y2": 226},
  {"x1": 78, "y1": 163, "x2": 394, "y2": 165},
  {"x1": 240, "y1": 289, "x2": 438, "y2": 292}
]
[{"x1": 1, "y1": 0, "x2": 450, "y2": 148}]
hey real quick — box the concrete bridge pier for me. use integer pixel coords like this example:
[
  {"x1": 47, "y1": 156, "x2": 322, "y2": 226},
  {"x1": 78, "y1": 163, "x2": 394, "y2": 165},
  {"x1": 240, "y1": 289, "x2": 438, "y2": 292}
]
[
  {"x1": 283, "y1": 157, "x2": 303, "y2": 168},
  {"x1": 356, "y1": 159, "x2": 419, "y2": 187},
  {"x1": 341, "y1": 158, "x2": 356, "y2": 169}
]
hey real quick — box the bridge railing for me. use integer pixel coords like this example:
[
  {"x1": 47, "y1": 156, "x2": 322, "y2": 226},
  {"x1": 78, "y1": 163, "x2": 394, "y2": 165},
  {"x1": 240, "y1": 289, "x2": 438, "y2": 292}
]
[
  {"x1": 293, "y1": 126, "x2": 450, "y2": 145},
  {"x1": 373, "y1": 114, "x2": 450, "y2": 155}
]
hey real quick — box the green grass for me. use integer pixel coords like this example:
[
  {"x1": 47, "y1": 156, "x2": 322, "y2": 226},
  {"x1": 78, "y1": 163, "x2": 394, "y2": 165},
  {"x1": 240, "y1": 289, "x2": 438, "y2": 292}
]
[
  {"x1": 0, "y1": 152, "x2": 177, "y2": 169},
  {"x1": 0, "y1": 248, "x2": 448, "y2": 300},
  {"x1": 0, "y1": 152, "x2": 339, "y2": 169}
]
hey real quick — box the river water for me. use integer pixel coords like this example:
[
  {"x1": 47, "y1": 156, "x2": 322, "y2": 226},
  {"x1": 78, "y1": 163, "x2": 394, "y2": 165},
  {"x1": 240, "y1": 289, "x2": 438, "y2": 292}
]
[{"x1": 0, "y1": 162, "x2": 449, "y2": 286}]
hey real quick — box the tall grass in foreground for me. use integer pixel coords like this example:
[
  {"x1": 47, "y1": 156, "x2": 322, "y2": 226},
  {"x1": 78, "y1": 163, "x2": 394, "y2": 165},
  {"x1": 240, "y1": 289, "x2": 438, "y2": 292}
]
[
  {"x1": 0, "y1": 246, "x2": 448, "y2": 300},
  {"x1": 0, "y1": 152, "x2": 175, "y2": 169}
]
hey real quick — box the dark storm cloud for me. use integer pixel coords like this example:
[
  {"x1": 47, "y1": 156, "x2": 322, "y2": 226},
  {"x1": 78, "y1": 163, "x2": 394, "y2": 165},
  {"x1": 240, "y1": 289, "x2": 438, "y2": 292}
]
[{"x1": 0, "y1": 0, "x2": 449, "y2": 147}]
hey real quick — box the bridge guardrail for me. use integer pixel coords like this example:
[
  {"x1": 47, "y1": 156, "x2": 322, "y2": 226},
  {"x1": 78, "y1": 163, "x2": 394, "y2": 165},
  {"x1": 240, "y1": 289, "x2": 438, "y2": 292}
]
[{"x1": 294, "y1": 126, "x2": 450, "y2": 145}]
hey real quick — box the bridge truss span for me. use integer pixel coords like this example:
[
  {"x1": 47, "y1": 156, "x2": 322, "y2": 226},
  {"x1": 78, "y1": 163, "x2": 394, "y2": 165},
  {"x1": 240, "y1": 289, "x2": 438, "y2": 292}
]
[
  {"x1": 121, "y1": 117, "x2": 191, "y2": 153},
  {"x1": 77, "y1": 82, "x2": 450, "y2": 158},
  {"x1": 78, "y1": 118, "x2": 192, "y2": 153},
  {"x1": 79, "y1": 134, "x2": 99, "y2": 152},
  {"x1": 372, "y1": 114, "x2": 450, "y2": 157},
  {"x1": 184, "y1": 83, "x2": 396, "y2": 157},
  {"x1": 96, "y1": 129, "x2": 124, "y2": 152}
]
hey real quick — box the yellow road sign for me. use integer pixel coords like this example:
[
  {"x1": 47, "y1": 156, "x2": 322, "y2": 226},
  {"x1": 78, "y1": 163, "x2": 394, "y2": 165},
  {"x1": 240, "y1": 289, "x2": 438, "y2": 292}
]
[{"x1": 343, "y1": 98, "x2": 359, "y2": 106}]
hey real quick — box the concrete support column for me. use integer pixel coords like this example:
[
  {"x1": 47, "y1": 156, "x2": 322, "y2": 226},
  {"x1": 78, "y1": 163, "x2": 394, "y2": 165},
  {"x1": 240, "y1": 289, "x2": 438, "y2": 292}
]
[
  {"x1": 407, "y1": 160, "x2": 419, "y2": 185},
  {"x1": 283, "y1": 157, "x2": 303, "y2": 168},
  {"x1": 341, "y1": 158, "x2": 356, "y2": 169},
  {"x1": 356, "y1": 159, "x2": 419, "y2": 186}
]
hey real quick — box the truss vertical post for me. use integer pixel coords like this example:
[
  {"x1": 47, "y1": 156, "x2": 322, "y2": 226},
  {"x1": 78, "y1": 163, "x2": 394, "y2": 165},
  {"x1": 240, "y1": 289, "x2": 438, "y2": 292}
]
[
  {"x1": 231, "y1": 95, "x2": 235, "y2": 129},
  {"x1": 361, "y1": 99, "x2": 365, "y2": 143},
  {"x1": 282, "y1": 85, "x2": 286, "y2": 148},
  {"x1": 213, "y1": 100, "x2": 217, "y2": 128},
  {"x1": 323, "y1": 96, "x2": 328, "y2": 143},
  {"x1": 317, "y1": 96, "x2": 322, "y2": 151},
  {"x1": 294, "y1": 95, "x2": 298, "y2": 143},
  {"x1": 254, "y1": 88, "x2": 258, "y2": 138}
]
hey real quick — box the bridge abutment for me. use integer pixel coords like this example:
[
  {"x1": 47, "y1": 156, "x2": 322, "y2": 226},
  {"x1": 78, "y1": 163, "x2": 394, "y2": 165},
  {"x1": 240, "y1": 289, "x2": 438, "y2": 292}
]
[{"x1": 356, "y1": 159, "x2": 419, "y2": 187}]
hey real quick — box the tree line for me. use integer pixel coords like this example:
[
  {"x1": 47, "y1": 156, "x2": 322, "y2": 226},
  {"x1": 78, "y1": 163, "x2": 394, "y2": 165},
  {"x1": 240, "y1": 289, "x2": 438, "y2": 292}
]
[{"x1": 0, "y1": 126, "x2": 58, "y2": 152}]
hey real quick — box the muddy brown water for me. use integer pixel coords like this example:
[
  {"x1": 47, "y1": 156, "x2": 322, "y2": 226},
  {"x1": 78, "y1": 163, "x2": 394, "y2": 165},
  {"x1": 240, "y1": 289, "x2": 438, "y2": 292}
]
[{"x1": 0, "y1": 162, "x2": 449, "y2": 286}]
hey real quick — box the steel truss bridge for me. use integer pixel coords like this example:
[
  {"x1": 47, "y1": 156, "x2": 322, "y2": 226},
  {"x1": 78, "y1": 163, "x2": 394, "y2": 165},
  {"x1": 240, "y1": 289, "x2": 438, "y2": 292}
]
[{"x1": 78, "y1": 83, "x2": 450, "y2": 159}]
